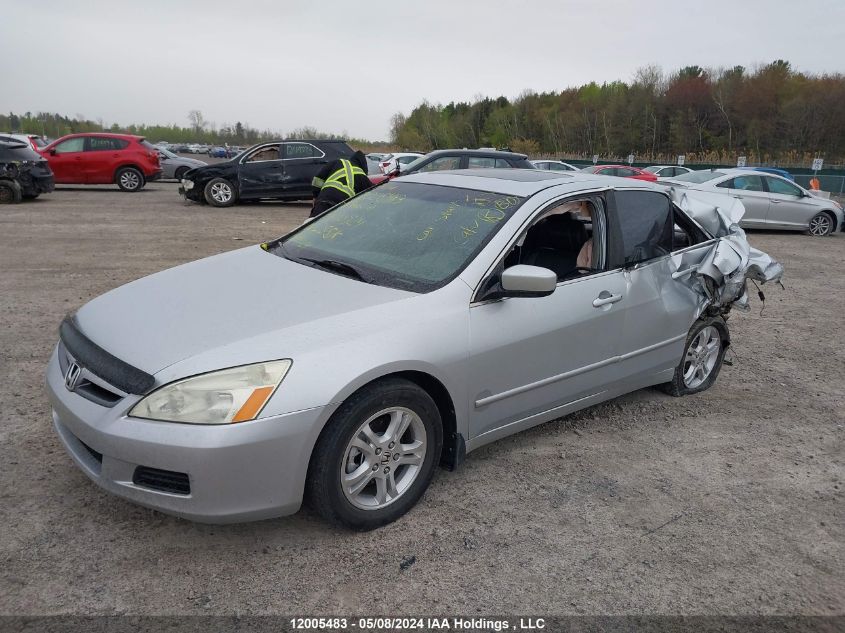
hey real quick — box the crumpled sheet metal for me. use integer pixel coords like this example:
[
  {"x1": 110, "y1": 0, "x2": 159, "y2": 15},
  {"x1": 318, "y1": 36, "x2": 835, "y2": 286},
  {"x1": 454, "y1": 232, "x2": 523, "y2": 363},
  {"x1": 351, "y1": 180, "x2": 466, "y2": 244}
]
[{"x1": 668, "y1": 188, "x2": 784, "y2": 312}]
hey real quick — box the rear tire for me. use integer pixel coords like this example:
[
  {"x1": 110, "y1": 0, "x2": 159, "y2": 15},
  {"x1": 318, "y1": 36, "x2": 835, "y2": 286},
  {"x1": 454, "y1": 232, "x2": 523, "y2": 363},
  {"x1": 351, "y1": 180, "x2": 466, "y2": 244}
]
[
  {"x1": 808, "y1": 212, "x2": 835, "y2": 236},
  {"x1": 116, "y1": 167, "x2": 145, "y2": 192},
  {"x1": 661, "y1": 316, "x2": 728, "y2": 397},
  {"x1": 204, "y1": 177, "x2": 237, "y2": 207},
  {"x1": 0, "y1": 180, "x2": 22, "y2": 204},
  {"x1": 306, "y1": 378, "x2": 443, "y2": 530}
]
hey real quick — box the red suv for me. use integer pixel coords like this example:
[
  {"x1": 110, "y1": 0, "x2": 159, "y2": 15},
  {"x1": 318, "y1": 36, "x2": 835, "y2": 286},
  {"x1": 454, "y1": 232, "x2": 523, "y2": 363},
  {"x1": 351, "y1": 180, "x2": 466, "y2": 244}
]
[{"x1": 39, "y1": 133, "x2": 162, "y2": 191}]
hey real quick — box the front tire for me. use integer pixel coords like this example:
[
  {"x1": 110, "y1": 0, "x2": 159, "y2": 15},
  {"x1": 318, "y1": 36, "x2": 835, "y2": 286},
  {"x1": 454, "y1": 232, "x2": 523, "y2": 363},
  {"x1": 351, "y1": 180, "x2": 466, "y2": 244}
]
[
  {"x1": 116, "y1": 167, "x2": 145, "y2": 192},
  {"x1": 808, "y1": 212, "x2": 835, "y2": 236},
  {"x1": 174, "y1": 166, "x2": 189, "y2": 181},
  {"x1": 306, "y1": 378, "x2": 443, "y2": 530},
  {"x1": 661, "y1": 316, "x2": 728, "y2": 397},
  {"x1": 204, "y1": 177, "x2": 237, "y2": 207}
]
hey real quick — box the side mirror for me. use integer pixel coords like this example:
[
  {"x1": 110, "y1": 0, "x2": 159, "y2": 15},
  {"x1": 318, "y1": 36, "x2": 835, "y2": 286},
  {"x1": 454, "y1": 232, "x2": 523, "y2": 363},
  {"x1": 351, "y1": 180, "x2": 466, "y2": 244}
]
[
  {"x1": 49, "y1": 148, "x2": 57, "y2": 155},
  {"x1": 480, "y1": 265, "x2": 557, "y2": 301}
]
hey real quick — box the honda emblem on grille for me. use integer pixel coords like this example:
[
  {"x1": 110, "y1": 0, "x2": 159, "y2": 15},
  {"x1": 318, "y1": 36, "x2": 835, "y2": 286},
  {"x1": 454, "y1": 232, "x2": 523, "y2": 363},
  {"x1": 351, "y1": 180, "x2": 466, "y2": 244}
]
[{"x1": 64, "y1": 362, "x2": 82, "y2": 392}]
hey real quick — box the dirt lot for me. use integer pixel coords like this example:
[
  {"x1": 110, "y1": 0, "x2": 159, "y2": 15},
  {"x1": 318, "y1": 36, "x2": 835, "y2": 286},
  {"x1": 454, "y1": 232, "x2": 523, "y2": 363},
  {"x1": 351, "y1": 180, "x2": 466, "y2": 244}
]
[{"x1": 0, "y1": 182, "x2": 842, "y2": 617}]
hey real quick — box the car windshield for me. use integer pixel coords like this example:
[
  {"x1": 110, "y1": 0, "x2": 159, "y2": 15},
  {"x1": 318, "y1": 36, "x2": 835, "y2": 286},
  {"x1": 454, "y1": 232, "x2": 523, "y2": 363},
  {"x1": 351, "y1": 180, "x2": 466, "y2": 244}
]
[
  {"x1": 670, "y1": 170, "x2": 725, "y2": 183},
  {"x1": 31, "y1": 136, "x2": 47, "y2": 148},
  {"x1": 158, "y1": 147, "x2": 177, "y2": 158},
  {"x1": 644, "y1": 166, "x2": 661, "y2": 174},
  {"x1": 272, "y1": 181, "x2": 525, "y2": 293}
]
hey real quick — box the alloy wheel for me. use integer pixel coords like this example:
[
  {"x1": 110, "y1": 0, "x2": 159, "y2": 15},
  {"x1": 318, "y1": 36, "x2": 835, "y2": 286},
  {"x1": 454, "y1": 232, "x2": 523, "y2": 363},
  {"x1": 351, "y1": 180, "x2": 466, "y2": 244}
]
[
  {"x1": 683, "y1": 325, "x2": 721, "y2": 389},
  {"x1": 210, "y1": 182, "x2": 232, "y2": 203},
  {"x1": 809, "y1": 214, "x2": 832, "y2": 236},
  {"x1": 120, "y1": 170, "x2": 141, "y2": 190},
  {"x1": 340, "y1": 407, "x2": 427, "y2": 510}
]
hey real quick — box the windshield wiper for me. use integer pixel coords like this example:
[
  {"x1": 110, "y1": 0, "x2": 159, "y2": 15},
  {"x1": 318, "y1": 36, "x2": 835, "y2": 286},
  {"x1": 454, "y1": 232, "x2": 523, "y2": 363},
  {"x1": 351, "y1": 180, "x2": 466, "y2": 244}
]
[{"x1": 300, "y1": 257, "x2": 369, "y2": 282}]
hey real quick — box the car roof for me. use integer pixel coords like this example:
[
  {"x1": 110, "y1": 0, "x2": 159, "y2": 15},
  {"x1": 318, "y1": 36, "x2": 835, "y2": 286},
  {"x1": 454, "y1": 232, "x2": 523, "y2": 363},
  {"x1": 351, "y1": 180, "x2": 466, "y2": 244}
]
[
  {"x1": 400, "y1": 168, "x2": 659, "y2": 196},
  {"x1": 51, "y1": 132, "x2": 144, "y2": 141},
  {"x1": 425, "y1": 148, "x2": 529, "y2": 160},
  {"x1": 0, "y1": 138, "x2": 30, "y2": 149}
]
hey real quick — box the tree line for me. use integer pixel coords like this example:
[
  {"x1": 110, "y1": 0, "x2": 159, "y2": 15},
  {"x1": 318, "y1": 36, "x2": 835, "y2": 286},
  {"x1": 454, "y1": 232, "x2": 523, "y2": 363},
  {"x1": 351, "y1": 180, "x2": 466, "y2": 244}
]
[
  {"x1": 0, "y1": 110, "x2": 386, "y2": 152},
  {"x1": 390, "y1": 61, "x2": 845, "y2": 165}
]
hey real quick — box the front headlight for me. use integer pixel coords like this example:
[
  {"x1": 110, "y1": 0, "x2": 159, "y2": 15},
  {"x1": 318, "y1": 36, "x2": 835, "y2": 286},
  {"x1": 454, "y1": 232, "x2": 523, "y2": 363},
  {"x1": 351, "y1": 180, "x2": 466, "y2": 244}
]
[
  {"x1": 129, "y1": 360, "x2": 291, "y2": 424},
  {"x1": 182, "y1": 179, "x2": 194, "y2": 190}
]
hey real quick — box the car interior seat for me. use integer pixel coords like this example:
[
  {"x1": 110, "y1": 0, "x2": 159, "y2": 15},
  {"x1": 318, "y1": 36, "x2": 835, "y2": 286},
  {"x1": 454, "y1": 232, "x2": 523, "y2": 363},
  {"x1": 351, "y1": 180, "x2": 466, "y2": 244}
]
[{"x1": 521, "y1": 213, "x2": 588, "y2": 280}]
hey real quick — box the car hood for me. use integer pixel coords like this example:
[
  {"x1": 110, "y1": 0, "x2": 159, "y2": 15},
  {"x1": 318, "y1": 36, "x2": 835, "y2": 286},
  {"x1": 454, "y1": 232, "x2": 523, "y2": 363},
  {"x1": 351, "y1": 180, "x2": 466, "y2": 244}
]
[
  {"x1": 179, "y1": 157, "x2": 207, "y2": 167},
  {"x1": 74, "y1": 246, "x2": 415, "y2": 375}
]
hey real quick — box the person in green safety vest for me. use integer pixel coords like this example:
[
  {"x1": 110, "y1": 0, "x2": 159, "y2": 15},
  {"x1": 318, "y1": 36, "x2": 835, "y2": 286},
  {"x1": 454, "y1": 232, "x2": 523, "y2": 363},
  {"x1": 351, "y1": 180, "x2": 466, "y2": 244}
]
[{"x1": 310, "y1": 150, "x2": 372, "y2": 217}]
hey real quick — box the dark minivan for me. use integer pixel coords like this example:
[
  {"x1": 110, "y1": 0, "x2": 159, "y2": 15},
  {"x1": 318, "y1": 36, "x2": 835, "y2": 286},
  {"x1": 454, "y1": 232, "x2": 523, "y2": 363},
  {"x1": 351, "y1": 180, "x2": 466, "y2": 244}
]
[{"x1": 179, "y1": 139, "x2": 356, "y2": 207}]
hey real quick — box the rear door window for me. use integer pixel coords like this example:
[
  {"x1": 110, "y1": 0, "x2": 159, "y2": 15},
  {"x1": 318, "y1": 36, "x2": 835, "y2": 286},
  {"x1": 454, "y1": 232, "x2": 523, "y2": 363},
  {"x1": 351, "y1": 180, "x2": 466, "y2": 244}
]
[
  {"x1": 609, "y1": 190, "x2": 674, "y2": 267},
  {"x1": 87, "y1": 137, "x2": 126, "y2": 151},
  {"x1": 283, "y1": 142, "x2": 323, "y2": 159},
  {"x1": 468, "y1": 157, "x2": 496, "y2": 169}
]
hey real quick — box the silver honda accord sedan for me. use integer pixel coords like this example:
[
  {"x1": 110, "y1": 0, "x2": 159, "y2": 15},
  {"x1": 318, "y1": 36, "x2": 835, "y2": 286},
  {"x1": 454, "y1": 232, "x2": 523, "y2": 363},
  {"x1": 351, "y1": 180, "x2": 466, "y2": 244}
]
[
  {"x1": 660, "y1": 168, "x2": 843, "y2": 236},
  {"x1": 46, "y1": 169, "x2": 782, "y2": 529}
]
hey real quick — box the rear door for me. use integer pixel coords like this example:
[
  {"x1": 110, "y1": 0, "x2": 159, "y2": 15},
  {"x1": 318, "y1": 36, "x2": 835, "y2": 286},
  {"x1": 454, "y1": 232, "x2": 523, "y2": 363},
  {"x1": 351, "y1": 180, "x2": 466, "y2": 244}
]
[
  {"x1": 237, "y1": 144, "x2": 283, "y2": 198},
  {"x1": 47, "y1": 137, "x2": 86, "y2": 183},
  {"x1": 83, "y1": 136, "x2": 125, "y2": 184},
  {"x1": 280, "y1": 142, "x2": 327, "y2": 197},
  {"x1": 763, "y1": 176, "x2": 817, "y2": 229},
  {"x1": 606, "y1": 189, "x2": 715, "y2": 381},
  {"x1": 715, "y1": 174, "x2": 769, "y2": 226}
]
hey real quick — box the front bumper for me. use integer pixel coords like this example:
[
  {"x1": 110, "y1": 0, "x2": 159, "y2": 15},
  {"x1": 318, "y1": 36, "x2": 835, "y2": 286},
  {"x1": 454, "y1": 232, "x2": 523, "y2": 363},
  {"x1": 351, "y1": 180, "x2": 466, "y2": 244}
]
[
  {"x1": 179, "y1": 178, "x2": 203, "y2": 201},
  {"x1": 46, "y1": 347, "x2": 328, "y2": 523}
]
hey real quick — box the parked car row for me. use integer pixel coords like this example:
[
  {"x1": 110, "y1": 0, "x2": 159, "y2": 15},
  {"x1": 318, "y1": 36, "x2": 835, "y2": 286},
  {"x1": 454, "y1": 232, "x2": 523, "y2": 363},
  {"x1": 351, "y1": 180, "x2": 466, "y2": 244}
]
[{"x1": 2, "y1": 131, "x2": 841, "y2": 238}]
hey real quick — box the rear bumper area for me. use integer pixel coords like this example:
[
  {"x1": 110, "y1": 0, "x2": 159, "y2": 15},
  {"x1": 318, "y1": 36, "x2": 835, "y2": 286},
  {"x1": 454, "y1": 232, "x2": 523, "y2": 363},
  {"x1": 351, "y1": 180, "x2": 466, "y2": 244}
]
[
  {"x1": 46, "y1": 347, "x2": 328, "y2": 523},
  {"x1": 146, "y1": 169, "x2": 162, "y2": 182},
  {"x1": 18, "y1": 172, "x2": 54, "y2": 196}
]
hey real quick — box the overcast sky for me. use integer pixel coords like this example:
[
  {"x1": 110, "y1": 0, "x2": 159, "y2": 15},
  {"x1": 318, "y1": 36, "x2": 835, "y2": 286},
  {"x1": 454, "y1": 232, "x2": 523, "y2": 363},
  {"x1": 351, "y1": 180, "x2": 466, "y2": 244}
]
[{"x1": 3, "y1": 0, "x2": 844, "y2": 140}]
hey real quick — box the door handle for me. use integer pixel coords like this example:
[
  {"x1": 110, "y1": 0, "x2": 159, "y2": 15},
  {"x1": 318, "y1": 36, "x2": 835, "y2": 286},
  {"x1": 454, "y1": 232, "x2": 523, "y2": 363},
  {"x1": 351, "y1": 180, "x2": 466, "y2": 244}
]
[
  {"x1": 592, "y1": 293, "x2": 623, "y2": 307},
  {"x1": 672, "y1": 265, "x2": 699, "y2": 280},
  {"x1": 732, "y1": 195, "x2": 742, "y2": 199},
  {"x1": 770, "y1": 199, "x2": 781, "y2": 203}
]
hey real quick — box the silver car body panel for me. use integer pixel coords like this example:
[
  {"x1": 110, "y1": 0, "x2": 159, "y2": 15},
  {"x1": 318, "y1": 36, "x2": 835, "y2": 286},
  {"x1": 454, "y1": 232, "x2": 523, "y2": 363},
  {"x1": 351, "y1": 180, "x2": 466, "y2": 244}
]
[
  {"x1": 47, "y1": 169, "x2": 783, "y2": 522},
  {"x1": 661, "y1": 168, "x2": 843, "y2": 232}
]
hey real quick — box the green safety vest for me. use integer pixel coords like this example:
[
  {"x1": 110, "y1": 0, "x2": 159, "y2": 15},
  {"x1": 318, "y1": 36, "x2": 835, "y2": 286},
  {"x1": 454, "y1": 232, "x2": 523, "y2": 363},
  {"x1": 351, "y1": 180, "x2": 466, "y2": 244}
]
[{"x1": 315, "y1": 159, "x2": 366, "y2": 198}]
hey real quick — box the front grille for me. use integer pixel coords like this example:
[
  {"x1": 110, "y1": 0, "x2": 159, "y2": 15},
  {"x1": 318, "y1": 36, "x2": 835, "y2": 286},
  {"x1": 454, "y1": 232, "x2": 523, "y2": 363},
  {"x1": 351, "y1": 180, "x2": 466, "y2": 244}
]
[
  {"x1": 57, "y1": 341, "x2": 123, "y2": 407},
  {"x1": 132, "y1": 466, "x2": 191, "y2": 495}
]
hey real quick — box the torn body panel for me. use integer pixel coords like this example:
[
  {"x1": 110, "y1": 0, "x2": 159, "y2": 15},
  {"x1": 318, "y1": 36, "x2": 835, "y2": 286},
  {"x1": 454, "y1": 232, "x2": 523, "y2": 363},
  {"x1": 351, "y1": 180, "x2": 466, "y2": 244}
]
[{"x1": 667, "y1": 188, "x2": 784, "y2": 313}]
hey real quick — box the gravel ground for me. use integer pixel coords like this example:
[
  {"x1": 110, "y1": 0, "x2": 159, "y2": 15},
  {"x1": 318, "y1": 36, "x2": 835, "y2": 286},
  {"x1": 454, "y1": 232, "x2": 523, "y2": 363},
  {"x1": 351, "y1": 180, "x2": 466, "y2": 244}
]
[{"x1": 0, "y1": 182, "x2": 842, "y2": 617}]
